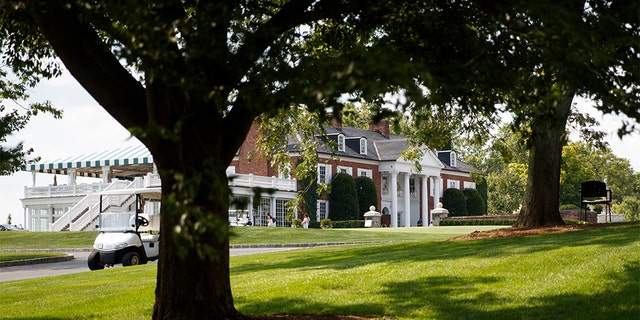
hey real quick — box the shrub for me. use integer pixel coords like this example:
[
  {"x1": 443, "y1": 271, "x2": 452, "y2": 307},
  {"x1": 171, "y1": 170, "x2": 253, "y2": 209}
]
[
  {"x1": 475, "y1": 177, "x2": 488, "y2": 214},
  {"x1": 297, "y1": 158, "x2": 318, "y2": 221},
  {"x1": 463, "y1": 188, "x2": 486, "y2": 215},
  {"x1": 612, "y1": 196, "x2": 640, "y2": 222},
  {"x1": 329, "y1": 172, "x2": 359, "y2": 220},
  {"x1": 355, "y1": 176, "x2": 378, "y2": 218},
  {"x1": 560, "y1": 204, "x2": 580, "y2": 210},
  {"x1": 320, "y1": 218, "x2": 333, "y2": 229},
  {"x1": 331, "y1": 220, "x2": 365, "y2": 228},
  {"x1": 442, "y1": 188, "x2": 467, "y2": 216},
  {"x1": 291, "y1": 219, "x2": 302, "y2": 228}
]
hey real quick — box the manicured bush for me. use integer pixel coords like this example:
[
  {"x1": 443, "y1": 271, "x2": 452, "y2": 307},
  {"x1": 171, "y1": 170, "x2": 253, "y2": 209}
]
[
  {"x1": 331, "y1": 220, "x2": 365, "y2": 228},
  {"x1": 320, "y1": 218, "x2": 333, "y2": 229},
  {"x1": 329, "y1": 172, "x2": 359, "y2": 220},
  {"x1": 475, "y1": 177, "x2": 488, "y2": 214},
  {"x1": 442, "y1": 188, "x2": 467, "y2": 216},
  {"x1": 463, "y1": 188, "x2": 486, "y2": 215},
  {"x1": 560, "y1": 204, "x2": 580, "y2": 210},
  {"x1": 355, "y1": 176, "x2": 378, "y2": 218},
  {"x1": 297, "y1": 158, "x2": 318, "y2": 221}
]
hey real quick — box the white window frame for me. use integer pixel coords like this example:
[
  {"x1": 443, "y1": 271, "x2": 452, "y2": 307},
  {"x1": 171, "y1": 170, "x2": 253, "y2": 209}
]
[
  {"x1": 317, "y1": 163, "x2": 332, "y2": 184},
  {"x1": 450, "y1": 152, "x2": 457, "y2": 167},
  {"x1": 317, "y1": 200, "x2": 329, "y2": 221},
  {"x1": 357, "y1": 168, "x2": 373, "y2": 179},
  {"x1": 337, "y1": 166, "x2": 353, "y2": 176},
  {"x1": 382, "y1": 176, "x2": 389, "y2": 195},
  {"x1": 463, "y1": 181, "x2": 476, "y2": 189},
  {"x1": 337, "y1": 134, "x2": 345, "y2": 152},
  {"x1": 448, "y1": 179, "x2": 460, "y2": 190},
  {"x1": 359, "y1": 137, "x2": 367, "y2": 155}
]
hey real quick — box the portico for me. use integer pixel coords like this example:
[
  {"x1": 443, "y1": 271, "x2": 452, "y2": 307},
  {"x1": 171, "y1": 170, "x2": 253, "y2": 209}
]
[{"x1": 379, "y1": 150, "x2": 444, "y2": 227}]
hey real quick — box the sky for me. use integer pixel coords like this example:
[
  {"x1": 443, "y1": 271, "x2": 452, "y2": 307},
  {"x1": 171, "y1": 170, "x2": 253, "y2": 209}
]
[{"x1": 1, "y1": 71, "x2": 639, "y2": 227}]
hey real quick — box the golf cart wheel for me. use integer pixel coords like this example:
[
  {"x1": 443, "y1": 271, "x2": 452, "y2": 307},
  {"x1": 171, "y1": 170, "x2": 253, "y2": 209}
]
[
  {"x1": 87, "y1": 250, "x2": 104, "y2": 270},
  {"x1": 122, "y1": 251, "x2": 141, "y2": 266}
]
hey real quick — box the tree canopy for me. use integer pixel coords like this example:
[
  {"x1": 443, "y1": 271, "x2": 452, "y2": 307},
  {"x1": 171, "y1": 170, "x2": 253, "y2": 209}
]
[{"x1": 2, "y1": 0, "x2": 638, "y2": 318}]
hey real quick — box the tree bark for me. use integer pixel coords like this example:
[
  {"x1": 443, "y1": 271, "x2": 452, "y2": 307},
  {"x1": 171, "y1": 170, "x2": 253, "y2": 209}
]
[{"x1": 516, "y1": 91, "x2": 574, "y2": 228}]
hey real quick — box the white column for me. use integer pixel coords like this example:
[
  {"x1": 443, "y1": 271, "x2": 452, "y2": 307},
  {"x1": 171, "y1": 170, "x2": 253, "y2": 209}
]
[
  {"x1": 422, "y1": 175, "x2": 429, "y2": 227},
  {"x1": 390, "y1": 171, "x2": 398, "y2": 228},
  {"x1": 68, "y1": 169, "x2": 77, "y2": 187},
  {"x1": 431, "y1": 176, "x2": 441, "y2": 226},
  {"x1": 101, "y1": 166, "x2": 111, "y2": 183},
  {"x1": 403, "y1": 173, "x2": 410, "y2": 227},
  {"x1": 31, "y1": 171, "x2": 36, "y2": 187}
]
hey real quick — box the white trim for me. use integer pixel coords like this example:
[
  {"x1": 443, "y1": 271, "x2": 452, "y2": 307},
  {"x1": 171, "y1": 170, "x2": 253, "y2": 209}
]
[
  {"x1": 359, "y1": 137, "x2": 367, "y2": 155},
  {"x1": 337, "y1": 134, "x2": 345, "y2": 152},
  {"x1": 337, "y1": 166, "x2": 353, "y2": 176},
  {"x1": 357, "y1": 168, "x2": 373, "y2": 179}
]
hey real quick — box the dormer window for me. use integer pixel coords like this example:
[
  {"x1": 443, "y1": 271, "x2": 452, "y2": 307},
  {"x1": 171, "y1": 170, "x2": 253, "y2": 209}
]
[
  {"x1": 359, "y1": 137, "x2": 367, "y2": 155},
  {"x1": 450, "y1": 151, "x2": 457, "y2": 167},
  {"x1": 337, "y1": 134, "x2": 345, "y2": 152}
]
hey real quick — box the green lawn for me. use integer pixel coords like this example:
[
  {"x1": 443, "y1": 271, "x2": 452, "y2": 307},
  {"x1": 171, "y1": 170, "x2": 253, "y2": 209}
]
[
  {"x1": 0, "y1": 224, "x2": 637, "y2": 319},
  {"x1": 0, "y1": 252, "x2": 66, "y2": 262},
  {"x1": 0, "y1": 226, "x2": 504, "y2": 249}
]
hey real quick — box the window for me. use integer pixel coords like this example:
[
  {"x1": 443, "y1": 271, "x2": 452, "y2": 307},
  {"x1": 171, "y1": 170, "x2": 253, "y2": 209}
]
[
  {"x1": 448, "y1": 179, "x2": 460, "y2": 189},
  {"x1": 337, "y1": 134, "x2": 345, "y2": 152},
  {"x1": 259, "y1": 198, "x2": 271, "y2": 226},
  {"x1": 450, "y1": 151, "x2": 457, "y2": 167},
  {"x1": 409, "y1": 177, "x2": 417, "y2": 198},
  {"x1": 464, "y1": 181, "x2": 476, "y2": 189},
  {"x1": 317, "y1": 200, "x2": 329, "y2": 221},
  {"x1": 275, "y1": 199, "x2": 287, "y2": 227},
  {"x1": 318, "y1": 164, "x2": 332, "y2": 184},
  {"x1": 359, "y1": 137, "x2": 367, "y2": 155},
  {"x1": 337, "y1": 166, "x2": 353, "y2": 176},
  {"x1": 357, "y1": 168, "x2": 373, "y2": 179},
  {"x1": 382, "y1": 176, "x2": 389, "y2": 195}
]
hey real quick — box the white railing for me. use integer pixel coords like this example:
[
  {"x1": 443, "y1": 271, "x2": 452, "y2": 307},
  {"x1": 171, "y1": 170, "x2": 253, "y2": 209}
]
[
  {"x1": 49, "y1": 180, "x2": 130, "y2": 231},
  {"x1": 229, "y1": 174, "x2": 297, "y2": 191},
  {"x1": 68, "y1": 180, "x2": 138, "y2": 231},
  {"x1": 24, "y1": 183, "x2": 109, "y2": 198}
]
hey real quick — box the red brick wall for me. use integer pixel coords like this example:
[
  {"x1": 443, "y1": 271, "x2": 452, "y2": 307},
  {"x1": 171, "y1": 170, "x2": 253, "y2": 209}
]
[{"x1": 232, "y1": 122, "x2": 276, "y2": 177}]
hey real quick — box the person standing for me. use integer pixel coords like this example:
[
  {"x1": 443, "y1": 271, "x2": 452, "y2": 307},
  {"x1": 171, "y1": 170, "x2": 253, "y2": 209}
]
[
  {"x1": 302, "y1": 213, "x2": 310, "y2": 229},
  {"x1": 266, "y1": 213, "x2": 275, "y2": 227}
]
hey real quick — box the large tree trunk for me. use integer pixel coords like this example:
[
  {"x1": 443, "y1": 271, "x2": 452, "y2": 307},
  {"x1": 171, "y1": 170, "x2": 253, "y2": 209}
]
[
  {"x1": 516, "y1": 91, "x2": 574, "y2": 228},
  {"x1": 152, "y1": 167, "x2": 239, "y2": 319},
  {"x1": 147, "y1": 84, "x2": 252, "y2": 319}
]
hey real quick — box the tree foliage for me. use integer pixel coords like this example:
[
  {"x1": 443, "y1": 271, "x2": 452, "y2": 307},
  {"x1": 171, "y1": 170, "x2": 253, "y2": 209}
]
[
  {"x1": 354, "y1": 176, "x2": 378, "y2": 218},
  {"x1": 2, "y1": 0, "x2": 638, "y2": 318},
  {"x1": 463, "y1": 188, "x2": 485, "y2": 216},
  {"x1": 329, "y1": 172, "x2": 359, "y2": 220},
  {"x1": 442, "y1": 188, "x2": 467, "y2": 217}
]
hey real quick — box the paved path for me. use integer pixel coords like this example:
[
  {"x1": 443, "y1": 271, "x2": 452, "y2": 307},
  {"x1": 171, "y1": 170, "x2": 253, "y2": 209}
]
[{"x1": 0, "y1": 247, "x2": 300, "y2": 283}]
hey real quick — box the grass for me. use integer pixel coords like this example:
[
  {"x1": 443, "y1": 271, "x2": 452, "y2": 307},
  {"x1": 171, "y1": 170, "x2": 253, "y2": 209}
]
[
  {"x1": 0, "y1": 252, "x2": 66, "y2": 262},
  {"x1": 0, "y1": 226, "x2": 504, "y2": 249},
  {"x1": 0, "y1": 224, "x2": 638, "y2": 319}
]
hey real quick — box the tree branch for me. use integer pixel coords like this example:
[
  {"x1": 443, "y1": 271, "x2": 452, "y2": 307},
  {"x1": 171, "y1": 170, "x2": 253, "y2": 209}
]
[{"x1": 25, "y1": 2, "x2": 147, "y2": 129}]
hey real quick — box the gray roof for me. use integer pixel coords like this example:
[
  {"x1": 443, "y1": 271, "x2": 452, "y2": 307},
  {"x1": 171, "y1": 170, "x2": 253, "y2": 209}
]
[{"x1": 288, "y1": 126, "x2": 480, "y2": 174}]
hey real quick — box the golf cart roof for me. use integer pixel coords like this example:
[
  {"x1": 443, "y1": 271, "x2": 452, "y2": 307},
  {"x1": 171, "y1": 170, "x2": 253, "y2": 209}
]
[{"x1": 100, "y1": 187, "x2": 162, "y2": 200}]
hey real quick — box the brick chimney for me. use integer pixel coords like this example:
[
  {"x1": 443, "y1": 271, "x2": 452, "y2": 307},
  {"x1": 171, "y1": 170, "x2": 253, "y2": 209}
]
[
  {"x1": 330, "y1": 114, "x2": 342, "y2": 128},
  {"x1": 369, "y1": 119, "x2": 390, "y2": 136}
]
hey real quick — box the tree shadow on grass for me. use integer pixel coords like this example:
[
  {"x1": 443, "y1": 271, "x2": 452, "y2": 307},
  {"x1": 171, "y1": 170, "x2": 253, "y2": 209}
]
[
  {"x1": 235, "y1": 295, "x2": 387, "y2": 318},
  {"x1": 378, "y1": 262, "x2": 639, "y2": 320},
  {"x1": 231, "y1": 224, "x2": 639, "y2": 275}
]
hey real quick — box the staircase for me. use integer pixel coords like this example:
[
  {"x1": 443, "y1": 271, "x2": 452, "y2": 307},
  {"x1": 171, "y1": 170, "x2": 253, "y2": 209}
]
[{"x1": 50, "y1": 179, "x2": 141, "y2": 231}]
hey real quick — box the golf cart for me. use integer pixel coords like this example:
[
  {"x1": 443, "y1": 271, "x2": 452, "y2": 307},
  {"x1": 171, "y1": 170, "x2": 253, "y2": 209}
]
[{"x1": 88, "y1": 187, "x2": 161, "y2": 270}]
